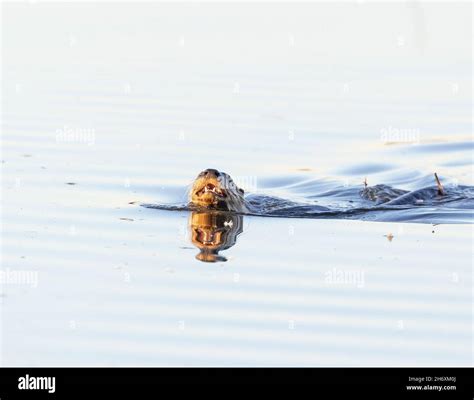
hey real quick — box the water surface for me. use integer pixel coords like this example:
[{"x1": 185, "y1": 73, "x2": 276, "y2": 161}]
[{"x1": 1, "y1": 2, "x2": 472, "y2": 366}]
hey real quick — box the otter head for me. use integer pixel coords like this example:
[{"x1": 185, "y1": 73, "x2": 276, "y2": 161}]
[{"x1": 190, "y1": 169, "x2": 245, "y2": 211}]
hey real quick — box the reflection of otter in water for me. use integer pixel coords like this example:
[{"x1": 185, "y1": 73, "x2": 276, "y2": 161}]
[
  {"x1": 190, "y1": 212, "x2": 243, "y2": 263},
  {"x1": 190, "y1": 169, "x2": 248, "y2": 212}
]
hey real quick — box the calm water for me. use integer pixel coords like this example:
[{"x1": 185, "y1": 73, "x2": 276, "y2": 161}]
[{"x1": 1, "y1": 2, "x2": 472, "y2": 365}]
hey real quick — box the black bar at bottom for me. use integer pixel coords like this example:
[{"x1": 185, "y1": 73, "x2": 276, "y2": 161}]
[{"x1": 0, "y1": 367, "x2": 472, "y2": 397}]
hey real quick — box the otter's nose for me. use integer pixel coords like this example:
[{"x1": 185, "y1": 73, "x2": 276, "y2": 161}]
[{"x1": 203, "y1": 169, "x2": 220, "y2": 177}]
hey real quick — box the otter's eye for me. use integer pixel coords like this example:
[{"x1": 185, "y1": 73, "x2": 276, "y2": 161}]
[{"x1": 239, "y1": 188, "x2": 244, "y2": 194}]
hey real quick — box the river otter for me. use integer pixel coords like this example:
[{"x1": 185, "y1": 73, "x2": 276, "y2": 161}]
[
  {"x1": 144, "y1": 170, "x2": 454, "y2": 222},
  {"x1": 190, "y1": 169, "x2": 248, "y2": 212}
]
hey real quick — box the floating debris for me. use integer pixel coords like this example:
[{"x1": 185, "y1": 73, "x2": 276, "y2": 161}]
[
  {"x1": 65, "y1": 182, "x2": 76, "y2": 185},
  {"x1": 119, "y1": 218, "x2": 134, "y2": 221}
]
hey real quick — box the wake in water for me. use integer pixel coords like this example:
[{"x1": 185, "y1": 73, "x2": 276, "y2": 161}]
[{"x1": 142, "y1": 172, "x2": 474, "y2": 224}]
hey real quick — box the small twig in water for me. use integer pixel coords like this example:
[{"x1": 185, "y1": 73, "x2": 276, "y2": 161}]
[
  {"x1": 434, "y1": 172, "x2": 444, "y2": 196},
  {"x1": 364, "y1": 177, "x2": 368, "y2": 188}
]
